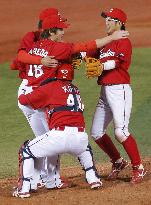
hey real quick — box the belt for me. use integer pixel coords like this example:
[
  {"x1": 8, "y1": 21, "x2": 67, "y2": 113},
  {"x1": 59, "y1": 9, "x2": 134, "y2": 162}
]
[
  {"x1": 102, "y1": 84, "x2": 116, "y2": 86},
  {"x1": 54, "y1": 126, "x2": 85, "y2": 132}
]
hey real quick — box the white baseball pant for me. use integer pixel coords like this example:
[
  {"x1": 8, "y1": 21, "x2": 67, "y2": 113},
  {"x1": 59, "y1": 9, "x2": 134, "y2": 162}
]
[
  {"x1": 19, "y1": 126, "x2": 89, "y2": 193},
  {"x1": 17, "y1": 79, "x2": 60, "y2": 188},
  {"x1": 91, "y1": 84, "x2": 132, "y2": 143}
]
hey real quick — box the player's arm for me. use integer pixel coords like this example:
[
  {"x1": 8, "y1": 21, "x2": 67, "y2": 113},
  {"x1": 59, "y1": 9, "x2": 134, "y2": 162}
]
[
  {"x1": 117, "y1": 39, "x2": 132, "y2": 62},
  {"x1": 17, "y1": 50, "x2": 58, "y2": 67},
  {"x1": 73, "y1": 30, "x2": 129, "y2": 53},
  {"x1": 95, "y1": 30, "x2": 129, "y2": 48},
  {"x1": 18, "y1": 84, "x2": 52, "y2": 109}
]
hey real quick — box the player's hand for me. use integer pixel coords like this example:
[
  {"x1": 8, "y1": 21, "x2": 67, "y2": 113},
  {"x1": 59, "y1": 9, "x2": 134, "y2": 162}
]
[
  {"x1": 41, "y1": 56, "x2": 58, "y2": 68},
  {"x1": 111, "y1": 30, "x2": 129, "y2": 40}
]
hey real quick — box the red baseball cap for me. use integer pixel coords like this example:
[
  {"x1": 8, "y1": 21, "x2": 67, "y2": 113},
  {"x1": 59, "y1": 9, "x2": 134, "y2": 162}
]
[
  {"x1": 39, "y1": 8, "x2": 58, "y2": 21},
  {"x1": 56, "y1": 64, "x2": 74, "y2": 81},
  {"x1": 101, "y1": 8, "x2": 127, "y2": 24},
  {"x1": 42, "y1": 15, "x2": 69, "y2": 29},
  {"x1": 39, "y1": 8, "x2": 67, "y2": 22}
]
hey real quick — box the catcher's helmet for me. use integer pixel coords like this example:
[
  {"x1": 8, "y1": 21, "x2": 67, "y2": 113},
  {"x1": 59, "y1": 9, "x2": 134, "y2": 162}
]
[{"x1": 56, "y1": 64, "x2": 74, "y2": 81}]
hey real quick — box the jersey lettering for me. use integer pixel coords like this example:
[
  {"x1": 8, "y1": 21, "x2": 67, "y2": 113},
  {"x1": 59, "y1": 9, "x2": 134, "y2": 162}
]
[
  {"x1": 99, "y1": 49, "x2": 115, "y2": 59},
  {"x1": 29, "y1": 48, "x2": 48, "y2": 57},
  {"x1": 67, "y1": 94, "x2": 84, "y2": 111},
  {"x1": 28, "y1": 65, "x2": 44, "y2": 78}
]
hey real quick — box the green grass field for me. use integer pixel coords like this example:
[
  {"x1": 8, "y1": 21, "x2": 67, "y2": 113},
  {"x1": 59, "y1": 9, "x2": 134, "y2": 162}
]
[{"x1": 0, "y1": 47, "x2": 151, "y2": 178}]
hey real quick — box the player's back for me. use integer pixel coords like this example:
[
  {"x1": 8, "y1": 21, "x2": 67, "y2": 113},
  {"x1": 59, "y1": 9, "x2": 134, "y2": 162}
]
[
  {"x1": 46, "y1": 80, "x2": 85, "y2": 129},
  {"x1": 25, "y1": 79, "x2": 85, "y2": 129}
]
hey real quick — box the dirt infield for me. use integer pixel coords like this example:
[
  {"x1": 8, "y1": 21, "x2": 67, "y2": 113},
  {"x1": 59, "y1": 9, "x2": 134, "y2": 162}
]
[
  {"x1": 1, "y1": 0, "x2": 151, "y2": 63},
  {"x1": 0, "y1": 159, "x2": 151, "y2": 205}
]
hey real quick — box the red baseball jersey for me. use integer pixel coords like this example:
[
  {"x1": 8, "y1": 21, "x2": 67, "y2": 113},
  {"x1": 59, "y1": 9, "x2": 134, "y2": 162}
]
[
  {"x1": 20, "y1": 80, "x2": 85, "y2": 129},
  {"x1": 11, "y1": 31, "x2": 40, "y2": 79},
  {"x1": 25, "y1": 39, "x2": 74, "y2": 86},
  {"x1": 97, "y1": 38, "x2": 132, "y2": 85}
]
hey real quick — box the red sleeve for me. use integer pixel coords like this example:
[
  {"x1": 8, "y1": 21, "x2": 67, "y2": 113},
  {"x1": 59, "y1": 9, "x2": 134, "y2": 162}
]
[
  {"x1": 19, "y1": 94, "x2": 29, "y2": 105},
  {"x1": 21, "y1": 84, "x2": 54, "y2": 109},
  {"x1": 72, "y1": 40, "x2": 97, "y2": 54},
  {"x1": 51, "y1": 42, "x2": 74, "y2": 60},
  {"x1": 18, "y1": 32, "x2": 36, "y2": 51},
  {"x1": 117, "y1": 39, "x2": 132, "y2": 62},
  {"x1": 17, "y1": 50, "x2": 42, "y2": 65}
]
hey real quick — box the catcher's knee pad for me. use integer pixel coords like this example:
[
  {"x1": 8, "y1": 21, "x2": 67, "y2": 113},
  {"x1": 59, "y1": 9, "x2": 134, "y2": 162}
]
[
  {"x1": 78, "y1": 144, "x2": 99, "y2": 178},
  {"x1": 18, "y1": 140, "x2": 35, "y2": 190},
  {"x1": 78, "y1": 144, "x2": 93, "y2": 171},
  {"x1": 114, "y1": 127, "x2": 130, "y2": 143},
  {"x1": 18, "y1": 140, "x2": 35, "y2": 165}
]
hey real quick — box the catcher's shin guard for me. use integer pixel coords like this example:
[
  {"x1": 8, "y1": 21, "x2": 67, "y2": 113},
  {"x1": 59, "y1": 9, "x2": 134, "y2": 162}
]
[
  {"x1": 78, "y1": 144, "x2": 101, "y2": 186},
  {"x1": 18, "y1": 140, "x2": 35, "y2": 192}
]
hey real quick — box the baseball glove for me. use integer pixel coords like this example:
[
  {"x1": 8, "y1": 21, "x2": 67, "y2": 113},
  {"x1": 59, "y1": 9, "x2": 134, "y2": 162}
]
[
  {"x1": 71, "y1": 53, "x2": 83, "y2": 69},
  {"x1": 84, "y1": 57, "x2": 104, "y2": 78}
]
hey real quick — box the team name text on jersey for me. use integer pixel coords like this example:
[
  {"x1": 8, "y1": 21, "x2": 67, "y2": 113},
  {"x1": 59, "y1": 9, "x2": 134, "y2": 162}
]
[
  {"x1": 29, "y1": 48, "x2": 48, "y2": 57},
  {"x1": 99, "y1": 49, "x2": 115, "y2": 59},
  {"x1": 62, "y1": 85, "x2": 79, "y2": 94}
]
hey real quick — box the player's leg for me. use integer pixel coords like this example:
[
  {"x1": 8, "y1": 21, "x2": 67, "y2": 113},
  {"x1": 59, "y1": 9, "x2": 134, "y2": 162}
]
[
  {"x1": 45, "y1": 155, "x2": 69, "y2": 189},
  {"x1": 32, "y1": 111, "x2": 65, "y2": 189},
  {"x1": 13, "y1": 140, "x2": 35, "y2": 198},
  {"x1": 27, "y1": 110, "x2": 49, "y2": 187},
  {"x1": 63, "y1": 127, "x2": 102, "y2": 189},
  {"x1": 23, "y1": 110, "x2": 63, "y2": 190},
  {"x1": 78, "y1": 144, "x2": 102, "y2": 189},
  {"x1": 108, "y1": 84, "x2": 146, "y2": 183},
  {"x1": 18, "y1": 101, "x2": 49, "y2": 187},
  {"x1": 18, "y1": 85, "x2": 62, "y2": 189},
  {"x1": 18, "y1": 106, "x2": 63, "y2": 190},
  {"x1": 91, "y1": 87, "x2": 124, "y2": 163},
  {"x1": 13, "y1": 130, "x2": 66, "y2": 198}
]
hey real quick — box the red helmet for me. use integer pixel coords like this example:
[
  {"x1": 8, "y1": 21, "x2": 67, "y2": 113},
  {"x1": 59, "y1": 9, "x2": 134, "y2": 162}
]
[{"x1": 56, "y1": 64, "x2": 74, "y2": 81}]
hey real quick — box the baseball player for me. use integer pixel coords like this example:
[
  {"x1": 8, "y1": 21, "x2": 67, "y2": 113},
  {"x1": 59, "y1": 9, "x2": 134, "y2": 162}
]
[
  {"x1": 89, "y1": 8, "x2": 146, "y2": 183},
  {"x1": 13, "y1": 65, "x2": 102, "y2": 198},
  {"x1": 11, "y1": 8, "x2": 68, "y2": 190}
]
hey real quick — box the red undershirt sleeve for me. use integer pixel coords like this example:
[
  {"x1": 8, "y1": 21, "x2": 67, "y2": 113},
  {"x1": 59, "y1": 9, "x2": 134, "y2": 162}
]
[
  {"x1": 17, "y1": 50, "x2": 42, "y2": 65},
  {"x1": 72, "y1": 40, "x2": 97, "y2": 54}
]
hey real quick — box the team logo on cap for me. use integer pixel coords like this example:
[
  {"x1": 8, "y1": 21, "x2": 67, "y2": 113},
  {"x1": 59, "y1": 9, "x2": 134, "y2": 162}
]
[{"x1": 109, "y1": 8, "x2": 114, "y2": 13}]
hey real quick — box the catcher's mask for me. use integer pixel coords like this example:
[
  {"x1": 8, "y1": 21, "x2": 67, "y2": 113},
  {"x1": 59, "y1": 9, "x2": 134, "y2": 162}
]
[{"x1": 56, "y1": 64, "x2": 74, "y2": 81}]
